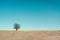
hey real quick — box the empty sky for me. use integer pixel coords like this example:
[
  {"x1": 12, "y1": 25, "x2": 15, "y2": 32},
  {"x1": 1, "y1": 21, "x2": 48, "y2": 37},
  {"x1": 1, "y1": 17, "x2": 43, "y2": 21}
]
[{"x1": 0, "y1": 0, "x2": 60, "y2": 30}]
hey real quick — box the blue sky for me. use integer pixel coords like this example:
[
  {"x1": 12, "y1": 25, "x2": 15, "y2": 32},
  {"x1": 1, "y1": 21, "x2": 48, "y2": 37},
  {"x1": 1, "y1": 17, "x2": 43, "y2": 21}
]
[{"x1": 0, "y1": 0, "x2": 60, "y2": 30}]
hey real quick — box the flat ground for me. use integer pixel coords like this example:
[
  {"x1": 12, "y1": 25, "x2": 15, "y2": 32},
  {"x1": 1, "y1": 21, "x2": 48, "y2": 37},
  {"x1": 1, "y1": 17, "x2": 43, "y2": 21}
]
[{"x1": 0, "y1": 30, "x2": 60, "y2": 40}]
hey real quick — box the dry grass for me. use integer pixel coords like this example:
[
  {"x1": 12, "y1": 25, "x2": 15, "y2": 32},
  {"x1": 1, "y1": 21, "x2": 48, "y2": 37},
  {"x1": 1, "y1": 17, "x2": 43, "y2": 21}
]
[{"x1": 0, "y1": 30, "x2": 60, "y2": 40}]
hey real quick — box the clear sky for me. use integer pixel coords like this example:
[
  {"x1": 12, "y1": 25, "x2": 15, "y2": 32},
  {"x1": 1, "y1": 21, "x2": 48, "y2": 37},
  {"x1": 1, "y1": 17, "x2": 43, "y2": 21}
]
[{"x1": 0, "y1": 0, "x2": 60, "y2": 30}]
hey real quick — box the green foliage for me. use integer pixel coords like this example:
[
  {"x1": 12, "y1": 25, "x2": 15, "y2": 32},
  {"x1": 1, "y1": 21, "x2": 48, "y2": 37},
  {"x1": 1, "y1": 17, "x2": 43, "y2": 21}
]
[{"x1": 14, "y1": 23, "x2": 20, "y2": 31}]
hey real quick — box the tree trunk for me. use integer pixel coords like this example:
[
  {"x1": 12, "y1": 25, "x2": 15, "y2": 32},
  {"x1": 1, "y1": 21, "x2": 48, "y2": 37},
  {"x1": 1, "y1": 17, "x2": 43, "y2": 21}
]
[{"x1": 16, "y1": 28, "x2": 18, "y2": 31}]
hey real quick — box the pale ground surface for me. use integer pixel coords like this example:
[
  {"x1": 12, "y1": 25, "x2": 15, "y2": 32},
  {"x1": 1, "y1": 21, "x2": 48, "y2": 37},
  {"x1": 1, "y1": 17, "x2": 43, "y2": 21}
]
[{"x1": 0, "y1": 30, "x2": 60, "y2": 40}]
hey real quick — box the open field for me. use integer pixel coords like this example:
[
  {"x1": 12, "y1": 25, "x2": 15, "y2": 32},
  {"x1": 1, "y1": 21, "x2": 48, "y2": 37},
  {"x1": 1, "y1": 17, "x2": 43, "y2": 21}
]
[{"x1": 0, "y1": 30, "x2": 60, "y2": 40}]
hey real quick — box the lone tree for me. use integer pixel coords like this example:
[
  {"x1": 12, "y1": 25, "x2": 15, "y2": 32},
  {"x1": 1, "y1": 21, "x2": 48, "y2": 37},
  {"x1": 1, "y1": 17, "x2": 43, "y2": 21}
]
[{"x1": 14, "y1": 23, "x2": 20, "y2": 31}]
